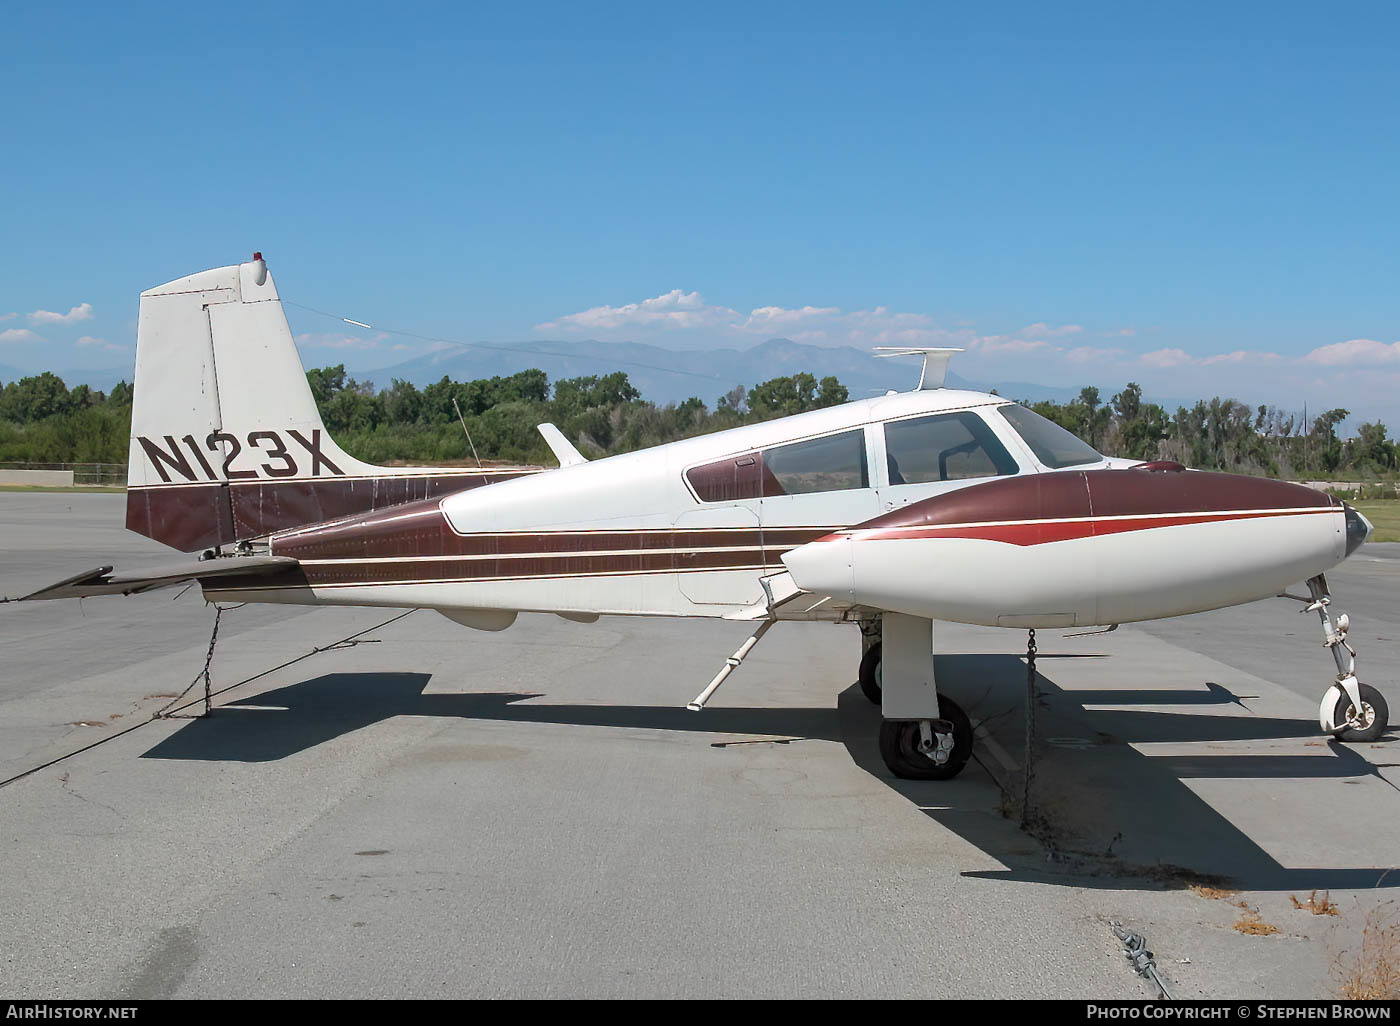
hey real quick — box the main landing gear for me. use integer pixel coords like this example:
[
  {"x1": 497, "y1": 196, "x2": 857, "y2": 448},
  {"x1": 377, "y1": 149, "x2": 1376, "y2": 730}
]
[
  {"x1": 859, "y1": 614, "x2": 974, "y2": 780},
  {"x1": 878, "y1": 700, "x2": 974, "y2": 780},
  {"x1": 1297, "y1": 574, "x2": 1389, "y2": 743}
]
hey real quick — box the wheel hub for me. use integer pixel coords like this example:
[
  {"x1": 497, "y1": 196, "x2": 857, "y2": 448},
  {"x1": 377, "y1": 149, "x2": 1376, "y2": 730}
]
[{"x1": 1344, "y1": 701, "x2": 1375, "y2": 731}]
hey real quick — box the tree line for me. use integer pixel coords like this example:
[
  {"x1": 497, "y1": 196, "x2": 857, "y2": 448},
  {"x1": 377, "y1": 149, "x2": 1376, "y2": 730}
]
[
  {"x1": 1024, "y1": 383, "x2": 1397, "y2": 479},
  {"x1": 0, "y1": 366, "x2": 1395, "y2": 481},
  {"x1": 0, "y1": 372, "x2": 133, "y2": 464},
  {"x1": 302, "y1": 365, "x2": 850, "y2": 464},
  {"x1": 0, "y1": 367, "x2": 851, "y2": 467}
]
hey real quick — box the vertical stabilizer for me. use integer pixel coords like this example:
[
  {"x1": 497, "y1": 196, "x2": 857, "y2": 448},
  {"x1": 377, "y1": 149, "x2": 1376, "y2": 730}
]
[{"x1": 126, "y1": 255, "x2": 535, "y2": 551}]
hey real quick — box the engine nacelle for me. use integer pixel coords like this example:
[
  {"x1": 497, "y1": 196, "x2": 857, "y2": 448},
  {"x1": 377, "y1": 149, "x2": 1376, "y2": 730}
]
[{"x1": 782, "y1": 466, "x2": 1361, "y2": 628}]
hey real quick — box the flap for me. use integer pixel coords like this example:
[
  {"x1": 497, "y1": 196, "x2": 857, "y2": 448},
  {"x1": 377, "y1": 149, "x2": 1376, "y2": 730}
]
[{"x1": 21, "y1": 555, "x2": 300, "y2": 601}]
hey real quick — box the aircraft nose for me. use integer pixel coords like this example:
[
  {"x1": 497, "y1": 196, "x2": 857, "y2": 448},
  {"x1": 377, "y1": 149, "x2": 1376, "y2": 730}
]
[{"x1": 1344, "y1": 503, "x2": 1373, "y2": 557}]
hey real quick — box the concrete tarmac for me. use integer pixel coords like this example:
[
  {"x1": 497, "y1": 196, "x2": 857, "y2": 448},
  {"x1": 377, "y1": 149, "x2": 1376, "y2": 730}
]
[{"x1": 1, "y1": 491, "x2": 1397, "y2": 999}]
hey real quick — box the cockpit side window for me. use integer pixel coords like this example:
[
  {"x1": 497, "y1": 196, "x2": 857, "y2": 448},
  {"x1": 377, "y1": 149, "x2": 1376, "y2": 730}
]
[
  {"x1": 997, "y1": 403, "x2": 1102, "y2": 469},
  {"x1": 686, "y1": 428, "x2": 869, "y2": 501},
  {"x1": 883, "y1": 411, "x2": 1018, "y2": 484}
]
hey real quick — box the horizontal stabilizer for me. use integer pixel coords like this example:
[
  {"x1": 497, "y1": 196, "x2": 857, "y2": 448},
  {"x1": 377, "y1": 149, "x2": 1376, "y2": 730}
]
[
  {"x1": 21, "y1": 555, "x2": 300, "y2": 601},
  {"x1": 872, "y1": 347, "x2": 963, "y2": 390},
  {"x1": 537, "y1": 423, "x2": 588, "y2": 467}
]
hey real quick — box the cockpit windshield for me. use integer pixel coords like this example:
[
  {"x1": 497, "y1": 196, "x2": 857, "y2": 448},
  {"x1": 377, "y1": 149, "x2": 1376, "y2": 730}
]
[{"x1": 996, "y1": 403, "x2": 1103, "y2": 469}]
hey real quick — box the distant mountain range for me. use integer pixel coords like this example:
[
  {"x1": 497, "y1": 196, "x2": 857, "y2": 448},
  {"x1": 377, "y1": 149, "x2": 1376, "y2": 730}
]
[
  {"x1": 3, "y1": 337, "x2": 1185, "y2": 411},
  {"x1": 342, "y1": 337, "x2": 1102, "y2": 407}
]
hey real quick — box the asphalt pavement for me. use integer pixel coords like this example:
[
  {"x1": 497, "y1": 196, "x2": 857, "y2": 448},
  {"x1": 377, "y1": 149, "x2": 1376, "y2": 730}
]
[{"x1": 1, "y1": 491, "x2": 1396, "y2": 999}]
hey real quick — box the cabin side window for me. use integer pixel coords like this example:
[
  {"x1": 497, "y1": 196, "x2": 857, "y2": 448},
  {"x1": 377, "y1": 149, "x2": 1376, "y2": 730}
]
[
  {"x1": 882, "y1": 411, "x2": 1018, "y2": 485},
  {"x1": 685, "y1": 428, "x2": 870, "y2": 501},
  {"x1": 762, "y1": 429, "x2": 868, "y2": 495}
]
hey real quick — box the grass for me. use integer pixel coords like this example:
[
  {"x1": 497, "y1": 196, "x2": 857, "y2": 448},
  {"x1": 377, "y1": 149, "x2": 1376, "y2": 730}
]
[
  {"x1": 1231, "y1": 899, "x2": 1282, "y2": 936},
  {"x1": 1189, "y1": 884, "x2": 1237, "y2": 901},
  {"x1": 1353, "y1": 500, "x2": 1400, "y2": 543},
  {"x1": 1292, "y1": 891, "x2": 1341, "y2": 916},
  {"x1": 1333, "y1": 903, "x2": 1400, "y2": 1000},
  {"x1": 0, "y1": 484, "x2": 125, "y2": 493}
]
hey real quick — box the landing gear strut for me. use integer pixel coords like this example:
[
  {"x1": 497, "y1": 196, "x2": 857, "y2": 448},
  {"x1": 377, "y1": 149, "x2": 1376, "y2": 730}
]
[
  {"x1": 1297, "y1": 574, "x2": 1389, "y2": 742},
  {"x1": 857, "y1": 618, "x2": 882, "y2": 704},
  {"x1": 858, "y1": 641, "x2": 883, "y2": 704}
]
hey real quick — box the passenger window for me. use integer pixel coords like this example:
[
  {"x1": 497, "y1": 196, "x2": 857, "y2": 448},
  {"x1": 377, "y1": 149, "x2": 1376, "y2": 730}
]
[
  {"x1": 883, "y1": 412, "x2": 1018, "y2": 484},
  {"x1": 685, "y1": 429, "x2": 869, "y2": 501},
  {"x1": 686, "y1": 453, "x2": 765, "y2": 502},
  {"x1": 762, "y1": 430, "x2": 868, "y2": 495}
]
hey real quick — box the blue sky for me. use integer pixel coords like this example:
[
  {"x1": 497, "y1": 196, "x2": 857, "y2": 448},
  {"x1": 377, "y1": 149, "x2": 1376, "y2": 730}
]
[{"x1": 3, "y1": 2, "x2": 1399, "y2": 422}]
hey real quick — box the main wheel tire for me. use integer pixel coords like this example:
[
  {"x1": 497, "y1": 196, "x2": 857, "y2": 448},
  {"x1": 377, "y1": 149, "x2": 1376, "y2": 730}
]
[
  {"x1": 858, "y1": 642, "x2": 882, "y2": 705},
  {"x1": 1332, "y1": 683, "x2": 1389, "y2": 743},
  {"x1": 878, "y1": 696, "x2": 973, "y2": 780}
]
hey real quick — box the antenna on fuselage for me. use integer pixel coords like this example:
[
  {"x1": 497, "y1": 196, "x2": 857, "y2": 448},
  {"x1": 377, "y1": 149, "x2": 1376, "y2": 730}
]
[
  {"x1": 872, "y1": 347, "x2": 963, "y2": 390},
  {"x1": 452, "y1": 398, "x2": 484, "y2": 468}
]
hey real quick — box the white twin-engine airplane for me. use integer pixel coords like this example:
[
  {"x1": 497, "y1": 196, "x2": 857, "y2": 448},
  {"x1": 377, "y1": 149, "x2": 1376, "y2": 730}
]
[{"x1": 24, "y1": 255, "x2": 1388, "y2": 780}]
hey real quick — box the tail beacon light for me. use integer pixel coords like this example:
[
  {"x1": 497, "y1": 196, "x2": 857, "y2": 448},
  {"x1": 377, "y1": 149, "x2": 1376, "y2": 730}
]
[{"x1": 782, "y1": 466, "x2": 1351, "y2": 629}]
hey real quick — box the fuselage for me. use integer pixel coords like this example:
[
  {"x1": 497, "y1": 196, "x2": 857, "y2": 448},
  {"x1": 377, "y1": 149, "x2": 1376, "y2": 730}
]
[
  {"x1": 204, "y1": 386, "x2": 1364, "y2": 629},
  {"x1": 204, "y1": 389, "x2": 1131, "y2": 619}
]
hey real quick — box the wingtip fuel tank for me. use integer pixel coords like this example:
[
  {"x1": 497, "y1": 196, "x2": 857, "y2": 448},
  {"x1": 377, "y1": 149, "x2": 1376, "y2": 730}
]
[{"x1": 782, "y1": 466, "x2": 1350, "y2": 628}]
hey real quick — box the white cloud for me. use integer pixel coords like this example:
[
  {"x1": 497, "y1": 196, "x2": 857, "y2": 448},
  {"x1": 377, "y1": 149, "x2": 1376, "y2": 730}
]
[
  {"x1": 1020, "y1": 322, "x2": 1084, "y2": 338},
  {"x1": 0, "y1": 328, "x2": 44, "y2": 344},
  {"x1": 28, "y1": 302, "x2": 93, "y2": 326},
  {"x1": 1066, "y1": 345, "x2": 1127, "y2": 363},
  {"x1": 1141, "y1": 348, "x2": 1196, "y2": 368},
  {"x1": 1201, "y1": 349, "x2": 1280, "y2": 366},
  {"x1": 1130, "y1": 347, "x2": 1282, "y2": 369},
  {"x1": 295, "y1": 331, "x2": 389, "y2": 350},
  {"x1": 536, "y1": 293, "x2": 1099, "y2": 359},
  {"x1": 0, "y1": 312, "x2": 15, "y2": 322},
  {"x1": 973, "y1": 336, "x2": 1058, "y2": 356},
  {"x1": 1302, "y1": 338, "x2": 1400, "y2": 367},
  {"x1": 537, "y1": 290, "x2": 734, "y2": 333},
  {"x1": 76, "y1": 335, "x2": 127, "y2": 353},
  {"x1": 742, "y1": 305, "x2": 842, "y2": 331}
]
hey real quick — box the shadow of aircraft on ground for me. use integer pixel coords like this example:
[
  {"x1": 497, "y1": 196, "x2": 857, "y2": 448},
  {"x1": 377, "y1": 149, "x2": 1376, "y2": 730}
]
[{"x1": 142, "y1": 654, "x2": 1398, "y2": 893}]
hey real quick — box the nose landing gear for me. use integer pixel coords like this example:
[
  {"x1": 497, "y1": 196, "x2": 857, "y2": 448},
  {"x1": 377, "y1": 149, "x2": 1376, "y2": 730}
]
[{"x1": 1295, "y1": 574, "x2": 1389, "y2": 743}]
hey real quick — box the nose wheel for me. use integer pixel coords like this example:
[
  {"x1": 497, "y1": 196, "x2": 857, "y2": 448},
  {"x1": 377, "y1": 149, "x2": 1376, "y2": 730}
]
[
  {"x1": 1295, "y1": 575, "x2": 1390, "y2": 742},
  {"x1": 1324, "y1": 681, "x2": 1388, "y2": 743}
]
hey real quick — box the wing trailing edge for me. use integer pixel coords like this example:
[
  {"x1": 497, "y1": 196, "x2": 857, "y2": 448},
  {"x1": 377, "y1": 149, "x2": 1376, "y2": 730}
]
[{"x1": 20, "y1": 555, "x2": 300, "y2": 601}]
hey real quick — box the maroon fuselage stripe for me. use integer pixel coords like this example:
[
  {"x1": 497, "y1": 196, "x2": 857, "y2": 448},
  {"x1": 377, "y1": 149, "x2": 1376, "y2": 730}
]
[
  {"x1": 238, "y1": 498, "x2": 836, "y2": 589},
  {"x1": 127, "y1": 471, "x2": 538, "y2": 552}
]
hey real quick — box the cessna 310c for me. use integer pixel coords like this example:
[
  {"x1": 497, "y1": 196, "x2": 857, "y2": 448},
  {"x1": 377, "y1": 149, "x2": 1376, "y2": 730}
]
[{"x1": 24, "y1": 255, "x2": 1388, "y2": 779}]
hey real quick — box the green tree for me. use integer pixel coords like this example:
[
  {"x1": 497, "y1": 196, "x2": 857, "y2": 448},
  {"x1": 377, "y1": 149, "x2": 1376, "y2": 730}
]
[
  {"x1": 747, "y1": 373, "x2": 829, "y2": 417},
  {"x1": 380, "y1": 378, "x2": 423, "y2": 425},
  {"x1": 306, "y1": 365, "x2": 348, "y2": 405},
  {"x1": 0, "y1": 373, "x2": 73, "y2": 423}
]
